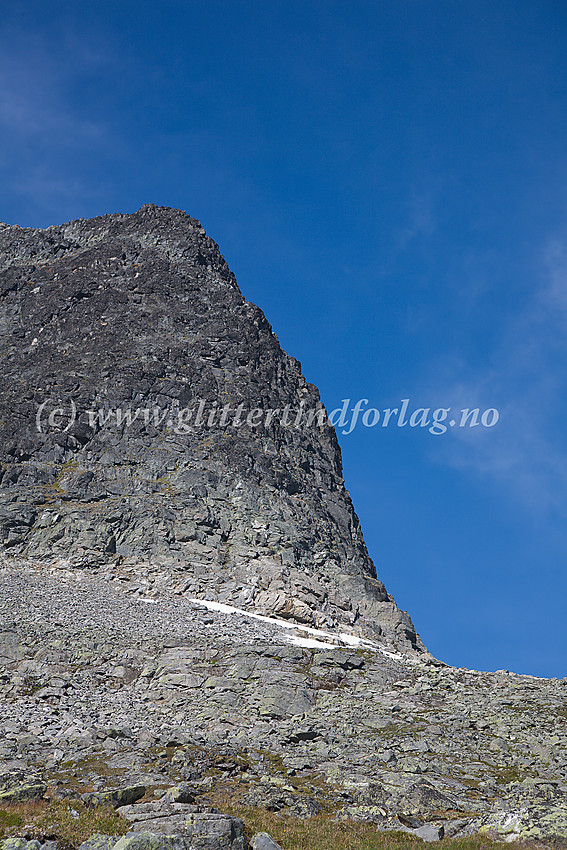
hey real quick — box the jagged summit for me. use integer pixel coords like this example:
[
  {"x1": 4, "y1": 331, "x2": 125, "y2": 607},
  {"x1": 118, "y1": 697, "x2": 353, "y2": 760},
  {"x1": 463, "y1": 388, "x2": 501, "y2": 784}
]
[
  {"x1": 0, "y1": 205, "x2": 230, "y2": 283},
  {"x1": 0, "y1": 206, "x2": 421, "y2": 653}
]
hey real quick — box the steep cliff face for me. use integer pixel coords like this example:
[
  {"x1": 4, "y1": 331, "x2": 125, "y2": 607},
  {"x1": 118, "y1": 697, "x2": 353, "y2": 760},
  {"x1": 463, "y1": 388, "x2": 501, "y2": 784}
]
[{"x1": 0, "y1": 205, "x2": 420, "y2": 651}]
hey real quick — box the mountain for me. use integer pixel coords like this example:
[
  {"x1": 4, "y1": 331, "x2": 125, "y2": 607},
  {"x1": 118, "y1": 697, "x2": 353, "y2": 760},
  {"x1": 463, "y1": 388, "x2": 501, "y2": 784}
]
[
  {"x1": 0, "y1": 204, "x2": 420, "y2": 653},
  {"x1": 0, "y1": 207, "x2": 566, "y2": 848}
]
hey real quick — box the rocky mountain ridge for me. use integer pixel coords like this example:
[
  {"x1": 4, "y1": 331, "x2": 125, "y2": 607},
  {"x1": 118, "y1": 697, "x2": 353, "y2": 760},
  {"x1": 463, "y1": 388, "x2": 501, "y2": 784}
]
[
  {"x1": 0, "y1": 205, "x2": 419, "y2": 653},
  {"x1": 0, "y1": 207, "x2": 566, "y2": 846}
]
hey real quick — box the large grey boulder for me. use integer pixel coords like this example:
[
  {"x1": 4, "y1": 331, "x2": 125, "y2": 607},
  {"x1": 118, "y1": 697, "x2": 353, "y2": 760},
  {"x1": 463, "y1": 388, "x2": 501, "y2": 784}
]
[
  {"x1": 0, "y1": 842, "x2": 41, "y2": 850},
  {"x1": 78, "y1": 838, "x2": 120, "y2": 850},
  {"x1": 117, "y1": 801, "x2": 246, "y2": 850},
  {"x1": 0, "y1": 781, "x2": 46, "y2": 803},
  {"x1": 79, "y1": 835, "x2": 247, "y2": 850},
  {"x1": 114, "y1": 824, "x2": 247, "y2": 850}
]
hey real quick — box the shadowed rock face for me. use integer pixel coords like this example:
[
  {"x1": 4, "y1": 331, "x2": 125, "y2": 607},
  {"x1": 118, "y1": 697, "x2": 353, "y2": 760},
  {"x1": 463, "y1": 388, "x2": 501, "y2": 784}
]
[{"x1": 0, "y1": 204, "x2": 421, "y2": 652}]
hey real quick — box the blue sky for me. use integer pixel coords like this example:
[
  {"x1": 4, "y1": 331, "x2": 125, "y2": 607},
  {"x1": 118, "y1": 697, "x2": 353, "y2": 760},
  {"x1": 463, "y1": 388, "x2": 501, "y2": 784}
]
[{"x1": 1, "y1": 0, "x2": 566, "y2": 676}]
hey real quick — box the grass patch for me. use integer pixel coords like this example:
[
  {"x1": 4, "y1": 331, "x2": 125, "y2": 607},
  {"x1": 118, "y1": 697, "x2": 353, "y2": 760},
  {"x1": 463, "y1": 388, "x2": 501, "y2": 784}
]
[
  {"x1": 493, "y1": 767, "x2": 527, "y2": 786},
  {"x1": 1, "y1": 796, "x2": 562, "y2": 850},
  {"x1": 202, "y1": 803, "x2": 537, "y2": 850},
  {"x1": 52, "y1": 755, "x2": 128, "y2": 786},
  {"x1": 0, "y1": 799, "x2": 129, "y2": 847},
  {"x1": 0, "y1": 810, "x2": 24, "y2": 830}
]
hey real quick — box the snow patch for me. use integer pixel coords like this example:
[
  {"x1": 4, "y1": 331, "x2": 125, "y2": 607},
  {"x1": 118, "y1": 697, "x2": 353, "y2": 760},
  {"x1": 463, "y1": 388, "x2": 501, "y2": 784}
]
[{"x1": 188, "y1": 597, "x2": 406, "y2": 660}]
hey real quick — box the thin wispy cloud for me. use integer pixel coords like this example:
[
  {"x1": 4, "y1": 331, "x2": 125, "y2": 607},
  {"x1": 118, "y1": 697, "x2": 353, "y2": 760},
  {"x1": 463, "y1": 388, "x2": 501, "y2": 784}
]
[
  {"x1": 0, "y1": 44, "x2": 108, "y2": 141},
  {"x1": 427, "y1": 233, "x2": 567, "y2": 518},
  {"x1": 398, "y1": 192, "x2": 436, "y2": 249},
  {"x1": 0, "y1": 27, "x2": 119, "y2": 218},
  {"x1": 541, "y1": 234, "x2": 567, "y2": 322}
]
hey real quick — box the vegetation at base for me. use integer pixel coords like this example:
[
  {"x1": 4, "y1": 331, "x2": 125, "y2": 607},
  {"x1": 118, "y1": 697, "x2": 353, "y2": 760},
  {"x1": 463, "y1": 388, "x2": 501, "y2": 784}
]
[
  {"x1": 1, "y1": 797, "x2": 566, "y2": 850},
  {"x1": 209, "y1": 798, "x2": 561, "y2": 850},
  {"x1": 0, "y1": 799, "x2": 129, "y2": 846}
]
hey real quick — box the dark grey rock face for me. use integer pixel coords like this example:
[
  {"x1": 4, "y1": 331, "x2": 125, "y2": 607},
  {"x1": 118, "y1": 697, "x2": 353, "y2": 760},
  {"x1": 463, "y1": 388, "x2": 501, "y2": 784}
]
[{"x1": 0, "y1": 205, "x2": 420, "y2": 651}]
